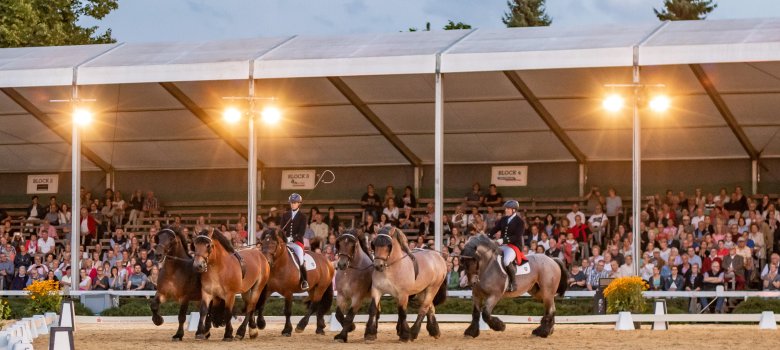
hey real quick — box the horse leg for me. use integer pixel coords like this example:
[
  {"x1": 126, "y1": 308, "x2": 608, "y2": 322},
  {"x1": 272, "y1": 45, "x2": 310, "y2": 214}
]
[
  {"x1": 222, "y1": 296, "x2": 236, "y2": 341},
  {"x1": 150, "y1": 294, "x2": 164, "y2": 326},
  {"x1": 396, "y1": 295, "x2": 411, "y2": 342},
  {"x1": 172, "y1": 302, "x2": 187, "y2": 341},
  {"x1": 295, "y1": 298, "x2": 316, "y2": 333},
  {"x1": 315, "y1": 299, "x2": 327, "y2": 335},
  {"x1": 425, "y1": 307, "x2": 441, "y2": 339},
  {"x1": 481, "y1": 295, "x2": 505, "y2": 332},
  {"x1": 533, "y1": 295, "x2": 557, "y2": 338},
  {"x1": 255, "y1": 286, "x2": 269, "y2": 330},
  {"x1": 464, "y1": 303, "x2": 482, "y2": 338},
  {"x1": 235, "y1": 294, "x2": 251, "y2": 340},
  {"x1": 195, "y1": 296, "x2": 211, "y2": 340},
  {"x1": 281, "y1": 296, "x2": 293, "y2": 337},
  {"x1": 409, "y1": 294, "x2": 429, "y2": 341},
  {"x1": 334, "y1": 305, "x2": 357, "y2": 343},
  {"x1": 364, "y1": 290, "x2": 381, "y2": 342}
]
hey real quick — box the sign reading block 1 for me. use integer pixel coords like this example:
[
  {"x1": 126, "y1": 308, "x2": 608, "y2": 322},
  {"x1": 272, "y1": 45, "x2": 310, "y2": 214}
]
[
  {"x1": 281, "y1": 170, "x2": 316, "y2": 190},
  {"x1": 491, "y1": 166, "x2": 528, "y2": 187}
]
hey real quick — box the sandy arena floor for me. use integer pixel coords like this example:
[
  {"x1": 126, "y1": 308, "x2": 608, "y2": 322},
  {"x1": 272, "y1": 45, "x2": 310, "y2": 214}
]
[{"x1": 32, "y1": 321, "x2": 780, "y2": 350}]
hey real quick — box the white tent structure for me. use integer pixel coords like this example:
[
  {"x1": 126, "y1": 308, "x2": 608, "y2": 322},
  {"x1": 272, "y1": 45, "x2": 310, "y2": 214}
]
[{"x1": 2, "y1": 18, "x2": 780, "y2": 286}]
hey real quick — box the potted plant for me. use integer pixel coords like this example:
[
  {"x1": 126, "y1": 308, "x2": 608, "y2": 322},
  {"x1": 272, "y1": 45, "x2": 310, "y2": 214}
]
[{"x1": 603, "y1": 276, "x2": 648, "y2": 329}]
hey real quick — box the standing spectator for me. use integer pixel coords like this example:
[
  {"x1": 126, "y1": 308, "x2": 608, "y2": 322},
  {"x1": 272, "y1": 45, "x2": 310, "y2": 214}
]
[
  {"x1": 566, "y1": 203, "x2": 586, "y2": 229},
  {"x1": 464, "y1": 182, "x2": 483, "y2": 208},
  {"x1": 112, "y1": 191, "x2": 126, "y2": 228},
  {"x1": 126, "y1": 190, "x2": 144, "y2": 229},
  {"x1": 702, "y1": 261, "x2": 725, "y2": 313},
  {"x1": 484, "y1": 184, "x2": 503, "y2": 207},
  {"x1": 143, "y1": 191, "x2": 159, "y2": 217},
  {"x1": 588, "y1": 204, "x2": 608, "y2": 248},
  {"x1": 360, "y1": 184, "x2": 382, "y2": 221},
  {"x1": 605, "y1": 188, "x2": 623, "y2": 229}
]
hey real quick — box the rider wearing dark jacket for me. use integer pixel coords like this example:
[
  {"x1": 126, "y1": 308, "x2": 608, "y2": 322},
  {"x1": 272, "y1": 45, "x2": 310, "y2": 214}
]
[
  {"x1": 489, "y1": 200, "x2": 525, "y2": 292},
  {"x1": 281, "y1": 193, "x2": 309, "y2": 290}
]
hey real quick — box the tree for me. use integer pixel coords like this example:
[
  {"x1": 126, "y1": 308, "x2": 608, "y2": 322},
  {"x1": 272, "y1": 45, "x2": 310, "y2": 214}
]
[
  {"x1": 443, "y1": 20, "x2": 472, "y2": 30},
  {"x1": 408, "y1": 22, "x2": 431, "y2": 32},
  {"x1": 502, "y1": 0, "x2": 552, "y2": 28},
  {"x1": 0, "y1": 0, "x2": 118, "y2": 48},
  {"x1": 654, "y1": 0, "x2": 717, "y2": 21}
]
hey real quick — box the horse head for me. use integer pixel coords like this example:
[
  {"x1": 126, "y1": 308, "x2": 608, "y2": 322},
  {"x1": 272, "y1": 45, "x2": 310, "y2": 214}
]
[
  {"x1": 371, "y1": 226, "x2": 406, "y2": 272},
  {"x1": 335, "y1": 229, "x2": 361, "y2": 270},
  {"x1": 192, "y1": 229, "x2": 213, "y2": 273},
  {"x1": 260, "y1": 228, "x2": 284, "y2": 266},
  {"x1": 460, "y1": 234, "x2": 499, "y2": 286}
]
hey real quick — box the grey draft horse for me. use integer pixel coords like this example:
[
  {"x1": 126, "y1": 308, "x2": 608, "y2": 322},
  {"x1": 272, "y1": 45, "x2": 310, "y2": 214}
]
[
  {"x1": 365, "y1": 227, "x2": 448, "y2": 342},
  {"x1": 459, "y1": 234, "x2": 568, "y2": 338},
  {"x1": 333, "y1": 229, "x2": 374, "y2": 343}
]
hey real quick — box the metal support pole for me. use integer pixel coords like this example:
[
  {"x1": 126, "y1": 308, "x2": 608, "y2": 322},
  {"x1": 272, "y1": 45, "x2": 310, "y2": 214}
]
[
  {"x1": 578, "y1": 163, "x2": 586, "y2": 198},
  {"x1": 70, "y1": 86, "x2": 81, "y2": 293},
  {"x1": 434, "y1": 71, "x2": 444, "y2": 253},
  {"x1": 632, "y1": 65, "x2": 642, "y2": 277},
  {"x1": 414, "y1": 166, "x2": 421, "y2": 200},
  {"x1": 247, "y1": 78, "x2": 257, "y2": 247},
  {"x1": 752, "y1": 159, "x2": 758, "y2": 195}
]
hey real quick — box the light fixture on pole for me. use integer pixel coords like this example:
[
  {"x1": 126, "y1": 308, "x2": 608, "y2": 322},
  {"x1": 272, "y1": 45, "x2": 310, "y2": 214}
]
[
  {"x1": 222, "y1": 96, "x2": 281, "y2": 246},
  {"x1": 603, "y1": 82, "x2": 668, "y2": 277}
]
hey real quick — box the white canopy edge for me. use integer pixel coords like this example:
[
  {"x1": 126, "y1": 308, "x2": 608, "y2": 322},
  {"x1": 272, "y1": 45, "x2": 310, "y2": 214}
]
[
  {"x1": 254, "y1": 55, "x2": 437, "y2": 78},
  {"x1": 639, "y1": 42, "x2": 780, "y2": 66},
  {"x1": 439, "y1": 47, "x2": 636, "y2": 73},
  {"x1": 0, "y1": 68, "x2": 75, "y2": 87},
  {"x1": 78, "y1": 61, "x2": 251, "y2": 85}
]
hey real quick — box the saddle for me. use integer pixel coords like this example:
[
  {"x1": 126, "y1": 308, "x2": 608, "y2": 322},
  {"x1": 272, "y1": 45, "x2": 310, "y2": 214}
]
[
  {"x1": 233, "y1": 251, "x2": 246, "y2": 279},
  {"x1": 505, "y1": 243, "x2": 529, "y2": 266}
]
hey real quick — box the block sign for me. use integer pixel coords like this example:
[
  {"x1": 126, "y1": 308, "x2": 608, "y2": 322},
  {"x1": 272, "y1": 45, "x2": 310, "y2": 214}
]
[
  {"x1": 27, "y1": 174, "x2": 59, "y2": 194},
  {"x1": 491, "y1": 166, "x2": 528, "y2": 187},
  {"x1": 281, "y1": 170, "x2": 316, "y2": 190}
]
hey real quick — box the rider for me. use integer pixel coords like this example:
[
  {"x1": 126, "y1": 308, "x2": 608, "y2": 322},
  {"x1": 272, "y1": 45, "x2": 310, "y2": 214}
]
[
  {"x1": 281, "y1": 193, "x2": 309, "y2": 291},
  {"x1": 489, "y1": 199, "x2": 526, "y2": 292}
]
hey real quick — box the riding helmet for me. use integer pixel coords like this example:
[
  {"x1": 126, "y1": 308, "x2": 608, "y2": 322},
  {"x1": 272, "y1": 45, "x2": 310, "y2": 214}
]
[
  {"x1": 504, "y1": 200, "x2": 520, "y2": 210},
  {"x1": 288, "y1": 193, "x2": 303, "y2": 203}
]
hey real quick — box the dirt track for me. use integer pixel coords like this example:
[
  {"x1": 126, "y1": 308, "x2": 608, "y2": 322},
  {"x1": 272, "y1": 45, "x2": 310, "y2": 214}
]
[{"x1": 33, "y1": 322, "x2": 780, "y2": 350}]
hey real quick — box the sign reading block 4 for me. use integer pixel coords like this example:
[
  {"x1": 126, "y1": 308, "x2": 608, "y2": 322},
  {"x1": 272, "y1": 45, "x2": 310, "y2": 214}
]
[
  {"x1": 281, "y1": 170, "x2": 316, "y2": 190},
  {"x1": 27, "y1": 174, "x2": 59, "y2": 194},
  {"x1": 491, "y1": 166, "x2": 528, "y2": 187}
]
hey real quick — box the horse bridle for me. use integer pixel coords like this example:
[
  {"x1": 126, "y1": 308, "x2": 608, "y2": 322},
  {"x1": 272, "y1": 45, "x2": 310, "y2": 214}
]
[
  {"x1": 192, "y1": 235, "x2": 213, "y2": 272},
  {"x1": 373, "y1": 232, "x2": 411, "y2": 269},
  {"x1": 157, "y1": 228, "x2": 191, "y2": 265},
  {"x1": 336, "y1": 233, "x2": 372, "y2": 271},
  {"x1": 458, "y1": 253, "x2": 481, "y2": 285}
]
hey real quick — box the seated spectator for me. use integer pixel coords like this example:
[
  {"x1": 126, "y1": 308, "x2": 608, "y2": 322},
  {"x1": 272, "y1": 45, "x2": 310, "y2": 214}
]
[
  {"x1": 109, "y1": 266, "x2": 124, "y2": 290},
  {"x1": 110, "y1": 228, "x2": 129, "y2": 252},
  {"x1": 14, "y1": 246, "x2": 32, "y2": 270},
  {"x1": 78, "y1": 269, "x2": 92, "y2": 290},
  {"x1": 323, "y1": 207, "x2": 339, "y2": 233},
  {"x1": 664, "y1": 265, "x2": 685, "y2": 291},
  {"x1": 400, "y1": 186, "x2": 417, "y2": 209},
  {"x1": 143, "y1": 191, "x2": 159, "y2": 217},
  {"x1": 0, "y1": 252, "x2": 13, "y2": 289},
  {"x1": 446, "y1": 258, "x2": 463, "y2": 290},
  {"x1": 44, "y1": 204, "x2": 60, "y2": 226},
  {"x1": 588, "y1": 204, "x2": 608, "y2": 247},
  {"x1": 59, "y1": 267, "x2": 72, "y2": 290},
  {"x1": 45, "y1": 270, "x2": 59, "y2": 285},
  {"x1": 568, "y1": 263, "x2": 587, "y2": 290},
  {"x1": 146, "y1": 266, "x2": 159, "y2": 291},
  {"x1": 383, "y1": 198, "x2": 400, "y2": 224},
  {"x1": 37, "y1": 230, "x2": 56, "y2": 255},
  {"x1": 608, "y1": 261, "x2": 621, "y2": 278},
  {"x1": 685, "y1": 263, "x2": 704, "y2": 291},
  {"x1": 586, "y1": 260, "x2": 608, "y2": 291},
  {"x1": 361, "y1": 184, "x2": 382, "y2": 220},
  {"x1": 126, "y1": 263, "x2": 147, "y2": 290},
  {"x1": 92, "y1": 265, "x2": 109, "y2": 290},
  {"x1": 398, "y1": 206, "x2": 415, "y2": 229},
  {"x1": 762, "y1": 263, "x2": 780, "y2": 291},
  {"x1": 10, "y1": 266, "x2": 29, "y2": 290},
  {"x1": 648, "y1": 266, "x2": 664, "y2": 291},
  {"x1": 464, "y1": 182, "x2": 483, "y2": 207},
  {"x1": 566, "y1": 203, "x2": 586, "y2": 229},
  {"x1": 761, "y1": 253, "x2": 780, "y2": 280},
  {"x1": 483, "y1": 184, "x2": 503, "y2": 207},
  {"x1": 26, "y1": 195, "x2": 46, "y2": 222},
  {"x1": 568, "y1": 215, "x2": 589, "y2": 260},
  {"x1": 722, "y1": 246, "x2": 745, "y2": 290},
  {"x1": 617, "y1": 255, "x2": 633, "y2": 278}
]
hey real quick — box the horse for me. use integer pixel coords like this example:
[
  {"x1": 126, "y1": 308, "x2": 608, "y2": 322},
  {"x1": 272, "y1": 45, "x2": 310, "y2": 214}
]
[
  {"x1": 333, "y1": 229, "x2": 373, "y2": 343},
  {"x1": 365, "y1": 227, "x2": 448, "y2": 342},
  {"x1": 257, "y1": 228, "x2": 335, "y2": 337},
  {"x1": 150, "y1": 227, "x2": 226, "y2": 340},
  {"x1": 459, "y1": 234, "x2": 568, "y2": 338},
  {"x1": 192, "y1": 229, "x2": 270, "y2": 341}
]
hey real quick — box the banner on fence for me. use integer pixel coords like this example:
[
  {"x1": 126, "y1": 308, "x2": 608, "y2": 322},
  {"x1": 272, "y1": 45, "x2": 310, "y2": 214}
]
[
  {"x1": 281, "y1": 170, "x2": 316, "y2": 190},
  {"x1": 491, "y1": 166, "x2": 528, "y2": 187},
  {"x1": 27, "y1": 174, "x2": 59, "y2": 194}
]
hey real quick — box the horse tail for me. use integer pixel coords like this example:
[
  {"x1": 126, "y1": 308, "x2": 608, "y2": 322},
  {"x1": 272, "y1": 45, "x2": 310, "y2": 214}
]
[
  {"x1": 317, "y1": 283, "x2": 334, "y2": 315},
  {"x1": 208, "y1": 297, "x2": 229, "y2": 328},
  {"x1": 554, "y1": 258, "x2": 568, "y2": 296},
  {"x1": 432, "y1": 276, "x2": 448, "y2": 306}
]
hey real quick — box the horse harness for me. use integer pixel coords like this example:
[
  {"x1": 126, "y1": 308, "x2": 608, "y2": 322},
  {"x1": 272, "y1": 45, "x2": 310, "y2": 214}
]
[
  {"x1": 373, "y1": 232, "x2": 419, "y2": 279},
  {"x1": 336, "y1": 233, "x2": 373, "y2": 271},
  {"x1": 157, "y1": 229, "x2": 192, "y2": 266},
  {"x1": 193, "y1": 235, "x2": 247, "y2": 279}
]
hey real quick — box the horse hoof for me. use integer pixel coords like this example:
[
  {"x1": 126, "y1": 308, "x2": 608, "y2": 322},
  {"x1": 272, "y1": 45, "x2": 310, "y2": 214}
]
[
  {"x1": 316, "y1": 329, "x2": 325, "y2": 335},
  {"x1": 364, "y1": 334, "x2": 377, "y2": 343},
  {"x1": 152, "y1": 315, "x2": 164, "y2": 326},
  {"x1": 171, "y1": 336, "x2": 183, "y2": 342},
  {"x1": 282, "y1": 332, "x2": 292, "y2": 337},
  {"x1": 235, "y1": 334, "x2": 245, "y2": 341},
  {"x1": 249, "y1": 328, "x2": 259, "y2": 339},
  {"x1": 195, "y1": 334, "x2": 207, "y2": 341},
  {"x1": 223, "y1": 337, "x2": 234, "y2": 342},
  {"x1": 334, "y1": 334, "x2": 346, "y2": 343},
  {"x1": 257, "y1": 319, "x2": 266, "y2": 330},
  {"x1": 295, "y1": 327, "x2": 305, "y2": 333}
]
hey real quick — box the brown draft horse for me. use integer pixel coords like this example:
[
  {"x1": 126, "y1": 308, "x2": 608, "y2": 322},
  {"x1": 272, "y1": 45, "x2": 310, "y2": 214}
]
[
  {"x1": 365, "y1": 227, "x2": 448, "y2": 342},
  {"x1": 459, "y1": 234, "x2": 568, "y2": 338},
  {"x1": 257, "y1": 228, "x2": 335, "y2": 336},
  {"x1": 192, "y1": 229, "x2": 270, "y2": 341},
  {"x1": 333, "y1": 229, "x2": 373, "y2": 343},
  {"x1": 150, "y1": 227, "x2": 225, "y2": 340}
]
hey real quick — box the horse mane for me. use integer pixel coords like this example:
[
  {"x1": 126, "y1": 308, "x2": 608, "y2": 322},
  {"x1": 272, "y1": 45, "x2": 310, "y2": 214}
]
[
  {"x1": 374, "y1": 226, "x2": 410, "y2": 253},
  {"x1": 338, "y1": 229, "x2": 369, "y2": 256},
  {"x1": 261, "y1": 227, "x2": 281, "y2": 241},
  {"x1": 462, "y1": 234, "x2": 499, "y2": 258},
  {"x1": 197, "y1": 228, "x2": 236, "y2": 253}
]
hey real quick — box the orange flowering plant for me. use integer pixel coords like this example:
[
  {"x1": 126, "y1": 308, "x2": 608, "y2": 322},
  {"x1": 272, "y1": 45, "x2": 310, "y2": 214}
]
[
  {"x1": 24, "y1": 280, "x2": 62, "y2": 315},
  {"x1": 603, "y1": 276, "x2": 648, "y2": 313}
]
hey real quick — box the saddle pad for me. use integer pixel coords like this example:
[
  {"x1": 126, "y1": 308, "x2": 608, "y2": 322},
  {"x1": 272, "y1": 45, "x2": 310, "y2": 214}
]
[
  {"x1": 286, "y1": 248, "x2": 318, "y2": 271},
  {"x1": 496, "y1": 257, "x2": 531, "y2": 276}
]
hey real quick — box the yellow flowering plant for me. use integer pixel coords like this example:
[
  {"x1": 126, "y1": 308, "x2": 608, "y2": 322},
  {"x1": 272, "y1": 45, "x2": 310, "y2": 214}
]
[
  {"x1": 603, "y1": 276, "x2": 648, "y2": 313},
  {"x1": 24, "y1": 280, "x2": 62, "y2": 315},
  {"x1": 0, "y1": 299, "x2": 11, "y2": 327}
]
